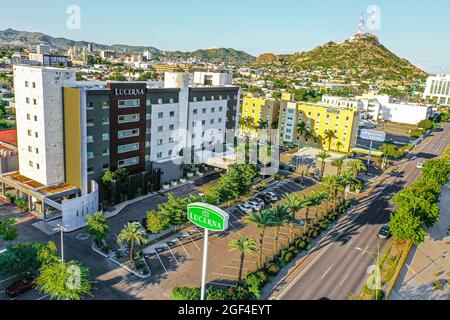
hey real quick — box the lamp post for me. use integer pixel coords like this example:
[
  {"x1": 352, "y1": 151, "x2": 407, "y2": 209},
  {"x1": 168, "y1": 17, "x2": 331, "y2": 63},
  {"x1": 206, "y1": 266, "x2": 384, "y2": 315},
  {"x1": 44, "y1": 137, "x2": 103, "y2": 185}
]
[
  {"x1": 356, "y1": 245, "x2": 382, "y2": 293},
  {"x1": 54, "y1": 224, "x2": 68, "y2": 263}
]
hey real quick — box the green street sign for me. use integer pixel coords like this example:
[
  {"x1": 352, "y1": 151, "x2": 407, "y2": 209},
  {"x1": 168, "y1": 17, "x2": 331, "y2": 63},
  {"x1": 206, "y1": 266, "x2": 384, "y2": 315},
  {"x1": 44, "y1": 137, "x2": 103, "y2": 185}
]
[{"x1": 187, "y1": 203, "x2": 229, "y2": 231}]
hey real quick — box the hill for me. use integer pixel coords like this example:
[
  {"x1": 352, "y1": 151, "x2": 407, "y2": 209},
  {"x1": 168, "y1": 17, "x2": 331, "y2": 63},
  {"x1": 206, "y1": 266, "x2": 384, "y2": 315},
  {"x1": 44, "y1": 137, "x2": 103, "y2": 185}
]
[
  {"x1": 0, "y1": 28, "x2": 254, "y2": 64},
  {"x1": 286, "y1": 34, "x2": 427, "y2": 82},
  {"x1": 253, "y1": 53, "x2": 280, "y2": 65}
]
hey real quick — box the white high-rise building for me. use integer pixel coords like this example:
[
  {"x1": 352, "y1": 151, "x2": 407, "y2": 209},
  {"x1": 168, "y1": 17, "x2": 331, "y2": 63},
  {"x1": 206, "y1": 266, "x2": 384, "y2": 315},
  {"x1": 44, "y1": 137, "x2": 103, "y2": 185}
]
[
  {"x1": 13, "y1": 65, "x2": 76, "y2": 185},
  {"x1": 423, "y1": 75, "x2": 450, "y2": 105}
]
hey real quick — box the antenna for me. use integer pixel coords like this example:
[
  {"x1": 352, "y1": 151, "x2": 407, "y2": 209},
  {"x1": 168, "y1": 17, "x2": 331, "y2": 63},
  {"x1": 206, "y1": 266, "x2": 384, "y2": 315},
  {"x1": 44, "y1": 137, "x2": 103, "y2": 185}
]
[{"x1": 356, "y1": 11, "x2": 365, "y2": 37}]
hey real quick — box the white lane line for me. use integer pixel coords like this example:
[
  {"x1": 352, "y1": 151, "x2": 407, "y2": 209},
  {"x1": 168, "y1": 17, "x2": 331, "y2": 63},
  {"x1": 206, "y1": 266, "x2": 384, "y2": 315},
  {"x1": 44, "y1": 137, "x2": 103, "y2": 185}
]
[
  {"x1": 154, "y1": 251, "x2": 168, "y2": 273},
  {"x1": 166, "y1": 244, "x2": 180, "y2": 265},
  {"x1": 344, "y1": 241, "x2": 352, "y2": 251},
  {"x1": 213, "y1": 272, "x2": 236, "y2": 278},
  {"x1": 223, "y1": 265, "x2": 248, "y2": 271},
  {"x1": 36, "y1": 294, "x2": 51, "y2": 300},
  {"x1": 186, "y1": 232, "x2": 200, "y2": 251},
  {"x1": 360, "y1": 246, "x2": 369, "y2": 256},
  {"x1": 321, "y1": 266, "x2": 333, "y2": 280},
  {"x1": 209, "y1": 281, "x2": 237, "y2": 288},
  {"x1": 339, "y1": 273, "x2": 350, "y2": 287},
  {"x1": 361, "y1": 223, "x2": 368, "y2": 231},
  {"x1": 0, "y1": 272, "x2": 25, "y2": 284},
  {"x1": 232, "y1": 259, "x2": 257, "y2": 264}
]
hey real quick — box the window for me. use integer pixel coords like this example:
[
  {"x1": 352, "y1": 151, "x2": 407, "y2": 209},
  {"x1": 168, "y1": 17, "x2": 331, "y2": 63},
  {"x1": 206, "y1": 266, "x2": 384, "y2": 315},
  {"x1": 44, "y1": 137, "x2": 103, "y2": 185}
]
[
  {"x1": 169, "y1": 98, "x2": 175, "y2": 103},
  {"x1": 118, "y1": 157, "x2": 139, "y2": 168},
  {"x1": 35, "y1": 132, "x2": 38, "y2": 138},
  {"x1": 103, "y1": 148, "x2": 110, "y2": 156},
  {"x1": 202, "y1": 108, "x2": 207, "y2": 114},
  {"x1": 33, "y1": 99, "x2": 37, "y2": 105},
  {"x1": 26, "y1": 97, "x2": 30, "y2": 104},
  {"x1": 102, "y1": 133, "x2": 110, "y2": 141},
  {"x1": 29, "y1": 161, "x2": 33, "y2": 168},
  {"x1": 102, "y1": 101, "x2": 109, "y2": 109},
  {"x1": 211, "y1": 108, "x2": 215, "y2": 113},
  {"x1": 87, "y1": 119, "x2": 94, "y2": 127},
  {"x1": 35, "y1": 148, "x2": 39, "y2": 154},
  {"x1": 27, "y1": 114, "x2": 31, "y2": 120},
  {"x1": 28, "y1": 130, "x2": 32, "y2": 136},
  {"x1": 118, "y1": 114, "x2": 140, "y2": 123},
  {"x1": 25, "y1": 81, "x2": 29, "y2": 87},
  {"x1": 118, "y1": 129, "x2": 139, "y2": 139},
  {"x1": 193, "y1": 109, "x2": 198, "y2": 115},
  {"x1": 218, "y1": 118, "x2": 222, "y2": 123},
  {"x1": 36, "y1": 164, "x2": 40, "y2": 170},
  {"x1": 32, "y1": 82, "x2": 36, "y2": 89},
  {"x1": 169, "y1": 137, "x2": 174, "y2": 143},
  {"x1": 118, "y1": 99, "x2": 140, "y2": 108},
  {"x1": 87, "y1": 151, "x2": 94, "y2": 159},
  {"x1": 157, "y1": 152, "x2": 162, "y2": 159},
  {"x1": 193, "y1": 97, "x2": 198, "y2": 102},
  {"x1": 157, "y1": 139, "x2": 163, "y2": 145},
  {"x1": 118, "y1": 143, "x2": 139, "y2": 154},
  {"x1": 103, "y1": 164, "x2": 110, "y2": 170},
  {"x1": 169, "y1": 124, "x2": 175, "y2": 131},
  {"x1": 87, "y1": 102, "x2": 94, "y2": 110},
  {"x1": 168, "y1": 150, "x2": 173, "y2": 157},
  {"x1": 170, "y1": 111, "x2": 175, "y2": 117},
  {"x1": 146, "y1": 99, "x2": 152, "y2": 106},
  {"x1": 211, "y1": 96, "x2": 215, "y2": 101},
  {"x1": 87, "y1": 136, "x2": 94, "y2": 143},
  {"x1": 158, "y1": 98, "x2": 163, "y2": 104},
  {"x1": 158, "y1": 126, "x2": 163, "y2": 132},
  {"x1": 103, "y1": 117, "x2": 109, "y2": 125},
  {"x1": 202, "y1": 120, "x2": 206, "y2": 126},
  {"x1": 28, "y1": 146, "x2": 32, "y2": 152},
  {"x1": 210, "y1": 119, "x2": 215, "y2": 124},
  {"x1": 219, "y1": 107, "x2": 223, "y2": 112},
  {"x1": 158, "y1": 112, "x2": 164, "y2": 119},
  {"x1": 146, "y1": 113, "x2": 151, "y2": 120},
  {"x1": 202, "y1": 96, "x2": 206, "y2": 102}
]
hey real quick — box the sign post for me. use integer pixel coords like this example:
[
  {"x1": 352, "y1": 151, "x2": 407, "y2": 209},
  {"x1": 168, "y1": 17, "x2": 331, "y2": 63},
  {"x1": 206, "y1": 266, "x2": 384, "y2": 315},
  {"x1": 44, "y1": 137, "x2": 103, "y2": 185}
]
[
  {"x1": 187, "y1": 203, "x2": 229, "y2": 300},
  {"x1": 360, "y1": 129, "x2": 386, "y2": 175}
]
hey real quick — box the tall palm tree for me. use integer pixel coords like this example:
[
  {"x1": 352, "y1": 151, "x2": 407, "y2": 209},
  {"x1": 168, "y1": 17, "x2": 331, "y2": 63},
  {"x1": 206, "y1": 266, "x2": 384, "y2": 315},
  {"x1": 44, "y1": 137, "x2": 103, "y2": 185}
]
[
  {"x1": 117, "y1": 222, "x2": 148, "y2": 261},
  {"x1": 309, "y1": 191, "x2": 329, "y2": 220},
  {"x1": 317, "y1": 150, "x2": 331, "y2": 177},
  {"x1": 332, "y1": 158, "x2": 345, "y2": 176},
  {"x1": 86, "y1": 212, "x2": 109, "y2": 246},
  {"x1": 303, "y1": 196, "x2": 315, "y2": 233},
  {"x1": 228, "y1": 234, "x2": 257, "y2": 283},
  {"x1": 303, "y1": 129, "x2": 313, "y2": 145},
  {"x1": 323, "y1": 130, "x2": 338, "y2": 151},
  {"x1": 283, "y1": 194, "x2": 311, "y2": 243},
  {"x1": 346, "y1": 159, "x2": 366, "y2": 176},
  {"x1": 297, "y1": 121, "x2": 307, "y2": 147},
  {"x1": 245, "y1": 210, "x2": 276, "y2": 267},
  {"x1": 322, "y1": 176, "x2": 340, "y2": 213},
  {"x1": 338, "y1": 170, "x2": 357, "y2": 200},
  {"x1": 270, "y1": 205, "x2": 292, "y2": 254}
]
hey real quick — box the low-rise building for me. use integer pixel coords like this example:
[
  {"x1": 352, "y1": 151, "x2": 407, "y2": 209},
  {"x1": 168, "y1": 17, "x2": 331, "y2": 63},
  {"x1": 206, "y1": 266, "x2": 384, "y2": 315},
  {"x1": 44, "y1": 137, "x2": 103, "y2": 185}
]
[{"x1": 423, "y1": 74, "x2": 450, "y2": 106}]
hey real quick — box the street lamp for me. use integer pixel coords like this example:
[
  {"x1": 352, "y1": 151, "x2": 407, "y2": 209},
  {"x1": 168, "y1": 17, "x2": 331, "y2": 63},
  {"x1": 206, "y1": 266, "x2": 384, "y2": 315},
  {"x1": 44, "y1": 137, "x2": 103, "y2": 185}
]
[
  {"x1": 53, "y1": 224, "x2": 68, "y2": 263},
  {"x1": 356, "y1": 245, "x2": 382, "y2": 294}
]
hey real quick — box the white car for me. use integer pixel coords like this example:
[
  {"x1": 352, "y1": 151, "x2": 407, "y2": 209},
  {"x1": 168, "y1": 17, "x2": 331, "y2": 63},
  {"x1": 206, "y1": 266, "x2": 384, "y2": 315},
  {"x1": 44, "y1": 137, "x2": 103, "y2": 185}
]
[
  {"x1": 252, "y1": 198, "x2": 266, "y2": 208},
  {"x1": 237, "y1": 203, "x2": 253, "y2": 214},
  {"x1": 416, "y1": 163, "x2": 424, "y2": 169},
  {"x1": 265, "y1": 192, "x2": 279, "y2": 202},
  {"x1": 247, "y1": 201, "x2": 262, "y2": 211}
]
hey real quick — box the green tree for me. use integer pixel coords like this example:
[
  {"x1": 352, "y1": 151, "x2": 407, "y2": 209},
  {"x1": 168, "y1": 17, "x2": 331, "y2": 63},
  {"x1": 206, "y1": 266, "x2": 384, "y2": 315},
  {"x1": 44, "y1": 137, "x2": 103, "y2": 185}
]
[
  {"x1": 309, "y1": 191, "x2": 329, "y2": 220},
  {"x1": 0, "y1": 242, "x2": 45, "y2": 276},
  {"x1": 332, "y1": 159, "x2": 345, "y2": 175},
  {"x1": 35, "y1": 260, "x2": 92, "y2": 300},
  {"x1": 0, "y1": 218, "x2": 18, "y2": 241},
  {"x1": 86, "y1": 212, "x2": 109, "y2": 246},
  {"x1": 146, "y1": 210, "x2": 170, "y2": 234},
  {"x1": 245, "y1": 210, "x2": 276, "y2": 267},
  {"x1": 390, "y1": 209, "x2": 427, "y2": 245},
  {"x1": 322, "y1": 175, "x2": 340, "y2": 213},
  {"x1": 297, "y1": 121, "x2": 307, "y2": 147},
  {"x1": 228, "y1": 234, "x2": 257, "y2": 283},
  {"x1": 317, "y1": 150, "x2": 331, "y2": 177},
  {"x1": 117, "y1": 222, "x2": 148, "y2": 261},
  {"x1": 158, "y1": 193, "x2": 188, "y2": 226},
  {"x1": 422, "y1": 159, "x2": 449, "y2": 185},
  {"x1": 346, "y1": 159, "x2": 366, "y2": 176},
  {"x1": 37, "y1": 241, "x2": 60, "y2": 266}
]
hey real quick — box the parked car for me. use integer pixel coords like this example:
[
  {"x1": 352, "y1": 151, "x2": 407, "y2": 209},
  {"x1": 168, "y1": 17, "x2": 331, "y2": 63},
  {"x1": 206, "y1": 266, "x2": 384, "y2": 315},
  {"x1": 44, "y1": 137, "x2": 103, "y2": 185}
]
[
  {"x1": 247, "y1": 201, "x2": 262, "y2": 212},
  {"x1": 378, "y1": 224, "x2": 391, "y2": 239},
  {"x1": 237, "y1": 203, "x2": 253, "y2": 214},
  {"x1": 264, "y1": 191, "x2": 279, "y2": 202},
  {"x1": 252, "y1": 197, "x2": 266, "y2": 209},
  {"x1": 416, "y1": 163, "x2": 424, "y2": 169},
  {"x1": 256, "y1": 194, "x2": 271, "y2": 205},
  {"x1": 5, "y1": 275, "x2": 35, "y2": 298}
]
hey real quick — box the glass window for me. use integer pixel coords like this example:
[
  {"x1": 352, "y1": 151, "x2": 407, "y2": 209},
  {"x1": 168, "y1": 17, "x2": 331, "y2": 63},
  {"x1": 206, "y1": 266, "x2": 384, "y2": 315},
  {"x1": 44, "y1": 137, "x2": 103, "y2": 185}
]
[
  {"x1": 158, "y1": 126, "x2": 163, "y2": 132},
  {"x1": 102, "y1": 133, "x2": 110, "y2": 141},
  {"x1": 118, "y1": 99, "x2": 140, "y2": 108},
  {"x1": 118, "y1": 114, "x2": 140, "y2": 123},
  {"x1": 158, "y1": 112, "x2": 164, "y2": 119},
  {"x1": 118, "y1": 143, "x2": 139, "y2": 154},
  {"x1": 118, "y1": 157, "x2": 139, "y2": 168},
  {"x1": 118, "y1": 129, "x2": 139, "y2": 139}
]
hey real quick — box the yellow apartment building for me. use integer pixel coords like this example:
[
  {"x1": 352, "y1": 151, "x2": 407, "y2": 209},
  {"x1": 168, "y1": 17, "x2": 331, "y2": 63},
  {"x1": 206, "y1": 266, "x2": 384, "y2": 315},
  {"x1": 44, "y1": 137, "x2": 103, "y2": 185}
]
[{"x1": 240, "y1": 93, "x2": 280, "y2": 134}]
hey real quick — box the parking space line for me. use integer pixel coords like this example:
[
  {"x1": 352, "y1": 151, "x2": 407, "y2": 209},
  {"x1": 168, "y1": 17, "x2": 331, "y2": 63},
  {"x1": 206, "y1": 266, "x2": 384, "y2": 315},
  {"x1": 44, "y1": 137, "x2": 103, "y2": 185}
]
[
  {"x1": 154, "y1": 251, "x2": 168, "y2": 272},
  {"x1": 232, "y1": 259, "x2": 257, "y2": 264},
  {"x1": 227, "y1": 210, "x2": 241, "y2": 222},
  {"x1": 209, "y1": 281, "x2": 237, "y2": 288},
  {"x1": 36, "y1": 294, "x2": 51, "y2": 300},
  {"x1": 166, "y1": 244, "x2": 180, "y2": 265},
  {"x1": 9, "y1": 289, "x2": 37, "y2": 300},
  {"x1": 0, "y1": 272, "x2": 25, "y2": 284},
  {"x1": 213, "y1": 272, "x2": 237, "y2": 278},
  {"x1": 176, "y1": 238, "x2": 191, "y2": 258},
  {"x1": 186, "y1": 232, "x2": 201, "y2": 251},
  {"x1": 223, "y1": 265, "x2": 248, "y2": 271}
]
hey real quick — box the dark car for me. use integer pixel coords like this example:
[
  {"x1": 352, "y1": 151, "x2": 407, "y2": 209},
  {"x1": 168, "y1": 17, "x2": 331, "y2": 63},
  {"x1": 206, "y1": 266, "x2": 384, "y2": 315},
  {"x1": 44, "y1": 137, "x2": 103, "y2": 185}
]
[
  {"x1": 5, "y1": 276, "x2": 35, "y2": 297},
  {"x1": 378, "y1": 224, "x2": 391, "y2": 239}
]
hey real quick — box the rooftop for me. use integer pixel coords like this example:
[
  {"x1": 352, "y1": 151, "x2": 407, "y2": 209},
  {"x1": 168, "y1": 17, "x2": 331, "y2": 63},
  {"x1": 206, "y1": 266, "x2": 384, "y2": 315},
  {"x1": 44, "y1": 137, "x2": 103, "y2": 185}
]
[{"x1": 0, "y1": 129, "x2": 17, "y2": 147}]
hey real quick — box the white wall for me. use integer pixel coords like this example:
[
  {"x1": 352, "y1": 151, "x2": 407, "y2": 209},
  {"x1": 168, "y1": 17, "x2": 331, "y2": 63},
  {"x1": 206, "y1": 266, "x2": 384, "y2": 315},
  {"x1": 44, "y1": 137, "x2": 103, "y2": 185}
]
[{"x1": 382, "y1": 103, "x2": 432, "y2": 125}]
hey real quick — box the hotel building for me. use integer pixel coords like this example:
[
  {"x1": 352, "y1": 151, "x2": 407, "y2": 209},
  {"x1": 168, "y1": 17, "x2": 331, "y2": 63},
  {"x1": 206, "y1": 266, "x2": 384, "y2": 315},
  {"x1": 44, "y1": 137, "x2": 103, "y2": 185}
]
[
  {"x1": 423, "y1": 74, "x2": 450, "y2": 106},
  {"x1": 0, "y1": 65, "x2": 240, "y2": 230}
]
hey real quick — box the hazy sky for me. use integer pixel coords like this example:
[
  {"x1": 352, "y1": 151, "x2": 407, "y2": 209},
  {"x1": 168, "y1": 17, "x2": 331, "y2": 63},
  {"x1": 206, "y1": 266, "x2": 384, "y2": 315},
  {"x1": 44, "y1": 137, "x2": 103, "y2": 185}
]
[{"x1": 1, "y1": 0, "x2": 449, "y2": 73}]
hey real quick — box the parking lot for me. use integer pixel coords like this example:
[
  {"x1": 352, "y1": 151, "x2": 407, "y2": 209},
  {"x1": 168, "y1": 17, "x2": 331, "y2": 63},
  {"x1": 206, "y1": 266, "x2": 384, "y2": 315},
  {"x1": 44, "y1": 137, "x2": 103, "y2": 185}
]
[
  {"x1": 0, "y1": 272, "x2": 50, "y2": 301},
  {"x1": 139, "y1": 178, "x2": 312, "y2": 290}
]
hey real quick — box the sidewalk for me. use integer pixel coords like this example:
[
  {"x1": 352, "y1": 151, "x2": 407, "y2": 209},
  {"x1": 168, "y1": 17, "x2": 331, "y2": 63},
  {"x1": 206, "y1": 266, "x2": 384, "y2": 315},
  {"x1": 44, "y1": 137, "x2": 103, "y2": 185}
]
[{"x1": 390, "y1": 181, "x2": 450, "y2": 300}]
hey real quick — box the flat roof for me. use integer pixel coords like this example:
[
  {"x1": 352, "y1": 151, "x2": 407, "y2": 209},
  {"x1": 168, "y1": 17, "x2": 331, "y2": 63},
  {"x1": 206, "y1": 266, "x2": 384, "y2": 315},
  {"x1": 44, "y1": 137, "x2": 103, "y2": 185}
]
[{"x1": 7, "y1": 172, "x2": 44, "y2": 189}]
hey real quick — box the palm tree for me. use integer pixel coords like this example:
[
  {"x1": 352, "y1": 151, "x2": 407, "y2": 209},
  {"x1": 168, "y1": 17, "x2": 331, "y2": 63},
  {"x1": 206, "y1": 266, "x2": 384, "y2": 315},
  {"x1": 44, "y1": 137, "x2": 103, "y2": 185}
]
[
  {"x1": 117, "y1": 222, "x2": 148, "y2": 261},
  {"x1": 332, "y1": 158, "x2": 345, "y2": 176},
  {"x1": 317, "y1": 150, "x2": 331, "y2": 177},
  {"x1": 347, "y1": 159, "x2": 366, "y2": 176},
  {"x1": 336, "y1": 141, "x2": 343, "y2": 153},
  {"x1": 338, "y1": 170, "x2": 358, "y2": 200},
  {"x1": 283, "y1": 194, "x2": 311, "y2": 243},
  {"x1": 245, "y1": 210, "x2": 276, "y2": 267},
  {"x1": 270, "y1": 205, "x2": 292, "y2": 254},
  {"x1": 297, "y1": 121, "x2": 307, "y2": 147},
  {"x1": 322, "y1": 176, "x2": 340, "y2": 213},
  {"x1": 258, "y1": 119, "x2": 269, "y2": 130},
  {"x1": 86, "y1": 212, "x2": 109, "y2": 246},
  {"x1": 303, "y1": 196, "x2": 315, "y2": 233},
  {"x1": 323, "y1": 130, "x2": 338, "y2": 151},
  {"x1": 303, "y1": 129, "x2": 313, "y2": 145},
  {"x1": 228, "y1": 234, "x2": 257, "y2": 283},
  {"x1": 309, "y1": 191, "x2": 329, "y2": 220}
]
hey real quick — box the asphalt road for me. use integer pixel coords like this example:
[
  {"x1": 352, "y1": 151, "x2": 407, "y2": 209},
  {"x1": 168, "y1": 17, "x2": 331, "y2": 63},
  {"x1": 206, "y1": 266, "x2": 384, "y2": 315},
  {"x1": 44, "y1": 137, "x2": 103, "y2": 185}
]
[{"x1": 269, "y1": 123, "x2": 450, "y2": 300}]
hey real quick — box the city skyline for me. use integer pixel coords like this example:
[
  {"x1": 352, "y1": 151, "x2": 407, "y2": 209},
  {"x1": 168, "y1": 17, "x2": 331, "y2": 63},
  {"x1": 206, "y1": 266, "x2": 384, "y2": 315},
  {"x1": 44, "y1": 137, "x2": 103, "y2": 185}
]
[{"x1": 0, "y1": 0, "x2": 449, "y2": 73}]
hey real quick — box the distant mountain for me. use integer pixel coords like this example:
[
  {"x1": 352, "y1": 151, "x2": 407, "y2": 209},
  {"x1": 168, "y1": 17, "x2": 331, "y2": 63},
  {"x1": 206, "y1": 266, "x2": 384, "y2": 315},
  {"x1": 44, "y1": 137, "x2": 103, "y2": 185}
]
[
  {"x1": 0, "y1": 28, "x2": 254, "y2": 64},
  {"x1": 285, "y1": 34, "x2": 427, "y2": 82},
  {"x1": 253, "y1": 53, "x2": 280, "y2": 65}
]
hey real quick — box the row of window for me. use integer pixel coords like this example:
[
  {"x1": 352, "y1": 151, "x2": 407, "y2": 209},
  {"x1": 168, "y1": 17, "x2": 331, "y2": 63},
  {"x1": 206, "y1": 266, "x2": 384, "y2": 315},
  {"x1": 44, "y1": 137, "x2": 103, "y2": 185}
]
[
  {"x1": 192, "y1": 107, "x2": 223, "y2": 115},
  {"x1": 192, "y1": 118, "x2": 223, "y2": 127},
  {"x1": 192, "y1": 95, "x2": 237, "y2": 102},
  {"x1": 24, "y1": 81, "x2": 36, "y2": 89},
  {"x1": 25, "y1": 97, "x2": 37, "y2": 105}
]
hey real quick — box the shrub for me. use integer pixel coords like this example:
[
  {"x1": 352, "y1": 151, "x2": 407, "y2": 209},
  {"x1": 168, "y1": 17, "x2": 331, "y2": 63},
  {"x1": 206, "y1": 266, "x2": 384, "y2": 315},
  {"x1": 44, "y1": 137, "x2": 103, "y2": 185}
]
[
  {"x1": 146, "y1": 210, "x2": 170, "y2": 234},
  {"x1": 265, "y1": 262, "x2": 280, "y2": 276},
  {"x1": 296, "y1": 240, "x2": 307, "y2": 250},
  {"x1": 101, "y1": 245, "x2": 110, "y2": 254},
  {"x1": 206, "y1": 287, "x2": 228, "y2": 300},
  {"x1": 245, "y1": 271, "x2": 267, "y2": 299},
  {"x1": 0, "y1": 218, "x2": 18, "y2": 241},
  {"x1": 172, "y1": 287, "x2": 201, "y2": 300},
  {"x1": 283, "y1": 251, "x2": 294, "y2": 263},
  {"x1": 320, "y1": 222, "x2": 330, "y2": 230},
  {"x1": 227, "y1": 285, "x2": 251, "y2": 300},
  {"x1": 372, "y1": 289, "x2": 385, "y2": 300}
]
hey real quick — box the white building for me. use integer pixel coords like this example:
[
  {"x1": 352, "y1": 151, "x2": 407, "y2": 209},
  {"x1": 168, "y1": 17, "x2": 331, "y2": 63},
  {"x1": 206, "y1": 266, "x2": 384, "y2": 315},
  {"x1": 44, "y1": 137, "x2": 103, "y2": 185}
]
[
  {"x1": 13, "y1": 65, "x2": 76, "y2": 185},
  {"x1": 193, "y1": 72, "x2": 232, "y2": 86},
  {"x1": 423, "y1": 74, "x2": 450, "y2": 106}
]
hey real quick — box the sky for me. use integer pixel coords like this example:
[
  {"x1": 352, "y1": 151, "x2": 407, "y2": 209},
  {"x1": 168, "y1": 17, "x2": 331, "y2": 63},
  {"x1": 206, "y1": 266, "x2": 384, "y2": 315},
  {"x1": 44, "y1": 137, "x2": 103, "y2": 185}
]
[{"x1": 1, "y1": 0, "x2": 449, "y2": 73}]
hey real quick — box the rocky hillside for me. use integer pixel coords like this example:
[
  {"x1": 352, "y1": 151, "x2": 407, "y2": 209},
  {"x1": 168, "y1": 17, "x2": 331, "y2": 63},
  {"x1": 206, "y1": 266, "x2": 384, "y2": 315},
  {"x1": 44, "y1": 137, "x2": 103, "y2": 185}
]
[{"x1": 253, "y1": 53, "x2": 280, "y2": 65}]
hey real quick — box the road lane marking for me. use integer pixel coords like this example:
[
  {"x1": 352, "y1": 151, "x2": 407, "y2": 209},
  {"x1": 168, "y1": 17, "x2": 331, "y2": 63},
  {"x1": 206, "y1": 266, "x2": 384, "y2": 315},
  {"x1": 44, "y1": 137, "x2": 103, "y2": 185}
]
[
  {"x1": 361, "y1": 223, "x2": 368, "y2": 231},
  {"x1": 360, "y1": 246, "x2": 369, "y2": 256},
  {"x1": 344, "y1": 242, "x2": 352, "y2": 251},
  {"x1": 213, "y1": 272, "x2": 236, "y2": 278},
  {"x1": 0, "y1": 272, "x2": 26, "y2": 284},
  {"x1": 338, "y1": 273, "x2": 349, "y2": 287},
  {"x1": 321, "y1": 266, "x2": 333, "y2": 280}
]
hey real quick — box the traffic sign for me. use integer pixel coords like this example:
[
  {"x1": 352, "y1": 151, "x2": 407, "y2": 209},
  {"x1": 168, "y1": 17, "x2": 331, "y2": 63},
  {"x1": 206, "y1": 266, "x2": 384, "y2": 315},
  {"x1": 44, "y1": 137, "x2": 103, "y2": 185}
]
[
  {"x1": 360, "y1": 129, "x2": 386, "y2": 142},
  {"x1": 187, "y1": 203, "x2": 229, "y2": 231}
]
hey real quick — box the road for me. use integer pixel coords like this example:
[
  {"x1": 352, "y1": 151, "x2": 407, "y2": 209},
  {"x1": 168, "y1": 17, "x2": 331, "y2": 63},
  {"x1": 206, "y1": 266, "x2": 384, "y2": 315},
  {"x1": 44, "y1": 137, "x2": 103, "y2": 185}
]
[{"x1": 268, "y1": 123, "x2": 450, "y2": 300}]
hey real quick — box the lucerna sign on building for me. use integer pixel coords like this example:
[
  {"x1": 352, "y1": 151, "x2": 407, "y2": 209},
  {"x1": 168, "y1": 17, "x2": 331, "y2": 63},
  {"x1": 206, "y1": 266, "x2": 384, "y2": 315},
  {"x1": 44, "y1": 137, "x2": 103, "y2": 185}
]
[
  {"x1": 113, "y1": 88, "x2": 146, "y2": 96},
  {"x1": 187, "y1": 203, "x2": 229, "y2": 231}
]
